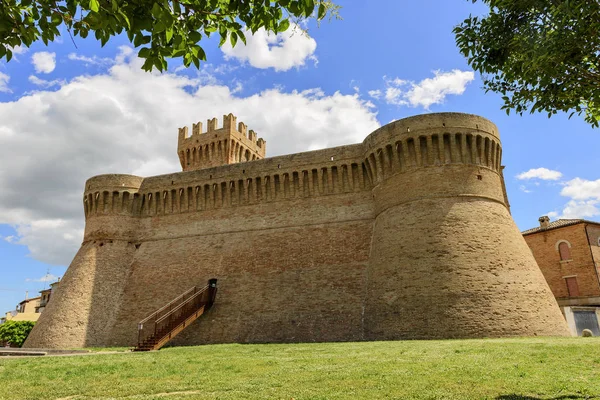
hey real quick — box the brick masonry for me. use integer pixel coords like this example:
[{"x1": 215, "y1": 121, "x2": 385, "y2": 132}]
[
  {"x1": 24, "y1": 112, "x2": 571, "y2": 348},
  {"x1": 524, "y1": 223, "x2": 600, "y2": 300}
]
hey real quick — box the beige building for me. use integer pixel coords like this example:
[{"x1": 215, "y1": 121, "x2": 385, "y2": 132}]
[
  {"x1": 36, "y1": 281, "x2": 60, "y2": 314},
  {"x1": 523, "y1": 217, "x2": 600, "y2": 336},
  {"x1": 4, "y1": 296, "x2": 42, "y2": 322},
  {"x1": 1, "y1": 281, "x2": 61, "y2": 324}
]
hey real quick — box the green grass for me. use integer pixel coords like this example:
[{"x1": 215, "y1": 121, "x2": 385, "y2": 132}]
[{"x1": 1, "y1": 338, "x2": 600, "y2": 399}]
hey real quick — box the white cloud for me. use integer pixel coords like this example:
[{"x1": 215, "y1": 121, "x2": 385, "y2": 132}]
[
  {"x1": 547, "y1": 211, "x2": 559, "y2": 219},
  {"x1": 519, "y1": 185, "x2": 532, "y2": 194},
  {"x1": 382, "y1": 70, "x2": 474, "y2": 109},
  {"x1": 222, "y1": 24, "x2": 317, "y2": 71},
  {"x1": 368, "y1": 90, "x2": 382, "y2": 100},
  {"x1": 7, "y1": 45, "x2": 28, "y2": 61},
  {"x1": 67, "y1": 53, "x2": 113, "y2": 67},
  {"x1": 28, "y1": 75, "x2": 65, "y2": 88},
  {"x1": 560, "y1": 178, "x2": 600, "y2": 200},
  {"x1": 0, "y1": 47, "x2": 379, "y2": 266},
  {"x1": 26, "y1": 273, "x2": 60, "y2": 283},
  {"x1": 550, "y1": 178, "x2": 600, "y2": 219},
  {"x1": 0, "y1": 72, "x2": 11, "y2": 93},
  {"x1": 31, "y1": 51, "x2": 56, "y2": 74},
  {"x1": 516, "y1": 168, "x2": 563, "y2": 181},
  {"x1": 10, "y1": 45, "x2": 28, "y2": 55}
]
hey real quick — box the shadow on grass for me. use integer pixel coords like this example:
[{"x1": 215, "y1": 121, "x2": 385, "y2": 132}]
[{"x1": 497, "y1": 395, "x2": 597, "y2": 400}]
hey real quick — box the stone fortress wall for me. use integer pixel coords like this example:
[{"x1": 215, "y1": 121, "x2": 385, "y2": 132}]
[{"x1": 25, "y1": 112, "x2": 570, "y2": 348}]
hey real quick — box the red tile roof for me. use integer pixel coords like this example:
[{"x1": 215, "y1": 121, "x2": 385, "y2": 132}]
[{"x1": 522, "y1": 218, "x2": 600, "y2": 235}]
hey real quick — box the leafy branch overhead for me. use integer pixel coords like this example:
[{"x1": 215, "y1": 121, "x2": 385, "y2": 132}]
[
  {"x1": 454, "y1": 0, "x2": 600, "y2": 127},
  {"x1": 0, "y1": 0, "x2": 340, "y2": 71}
]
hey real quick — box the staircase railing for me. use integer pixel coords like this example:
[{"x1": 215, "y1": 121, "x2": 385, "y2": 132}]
[{"x1": 136, "y1": 278, "x2": 217, "y2": 350}]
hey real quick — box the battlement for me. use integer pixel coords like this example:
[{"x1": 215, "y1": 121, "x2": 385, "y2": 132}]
[{"x1": 177, "y1": 113, "x2": 266, "y2": 172}]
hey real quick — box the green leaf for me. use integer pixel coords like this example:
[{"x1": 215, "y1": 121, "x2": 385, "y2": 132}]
[
  {"x1": 89, "y1": 0, "x2": 100, "y2": 12},
  {"x1": 318, "y1": 2, "x2": 326, "y2": 19},
  {"x1": 138, "y1": 47, "x2": 151, "y2": 58},
  {"x1": 166, "y1": 27, "x2": 174, "y2": 42},
  {"x1": 230, "y1": 31, "x2": 238, "y2": 47},
  {"x1": 278, "y1": 19, "x2": 290, "y2": 32},
  {"x1": 189, "y1": 31, "x2": 201, "y2": 43}
]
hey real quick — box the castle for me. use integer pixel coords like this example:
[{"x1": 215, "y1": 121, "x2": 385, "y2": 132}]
[{"x1": 25, "y1": 112, "x2": 570, "y2": 348}]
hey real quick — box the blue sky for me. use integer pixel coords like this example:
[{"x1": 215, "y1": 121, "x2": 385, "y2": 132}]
[{"x1": 0, "y1": 0, "x2": 599, "y2": 314}]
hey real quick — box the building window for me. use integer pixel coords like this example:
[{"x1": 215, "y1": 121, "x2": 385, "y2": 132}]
[
  {"x1": 557, "y1": 241, "x2": 572, "y2": 261},
  {"x1": 565, "y1": 277, "x2": 580, "y2": 297}
]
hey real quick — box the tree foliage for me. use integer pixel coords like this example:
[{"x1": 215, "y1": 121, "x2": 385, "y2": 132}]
[
  {"x1": 0, "y1": 0, "x2": 340, "y2": 71},
  {"x1": 454, "y1": 0, "x2": 600, "y2": 127},
  {"x1": 0, "y1": 320, "x2": 35, "y2": 347}
]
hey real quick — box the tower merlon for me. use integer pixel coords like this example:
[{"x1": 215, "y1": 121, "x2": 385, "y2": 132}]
[
  {"x1": 249, "y1": 129, "x2": 257, "y2": 142},
  {"x1": 238, "y1": 122, "x2": 247, "y2": 136},
  {"x1": 223, "y1": 113, "x2": 237, "y2": 132},
  {"x1": 178, "y1": 126, "x2": 189, "y2": 143},
  {"x1": 192, "y1": 122, "x2": 203, "y2": 136},
  {"x1": 207, "y1": 117, "x2": 218, "y2": 131}
]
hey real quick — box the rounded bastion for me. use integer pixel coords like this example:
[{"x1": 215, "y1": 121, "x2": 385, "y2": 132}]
[{"x1": 363, "y1": 112, "x2": 570, "y2": 339}]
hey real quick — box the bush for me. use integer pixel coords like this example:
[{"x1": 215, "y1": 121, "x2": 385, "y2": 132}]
[{"x1": 0, "y1": 320, "x2": 35, "y2": 347}]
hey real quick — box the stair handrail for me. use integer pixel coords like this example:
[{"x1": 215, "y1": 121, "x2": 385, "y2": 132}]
[
  {"x1": 138, "y1": 285, "x2": 198, "y2": 326},
  {"x1": 155, "y1": 286, "x2": 207, "y2": 325},
  {"x1": 136, "y1": 279, "x2": 218, "y2": 350}
]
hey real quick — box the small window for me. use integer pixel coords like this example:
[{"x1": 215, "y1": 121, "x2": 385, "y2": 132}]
[
  {"x1": 565, "y1": 277, "x2": 580, "y2": 297},
  {"x1": 559, "y1": 241, "x2": 571, "y2": 261}
]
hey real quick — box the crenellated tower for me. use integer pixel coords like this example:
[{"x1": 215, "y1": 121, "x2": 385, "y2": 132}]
[{"x1": 177, "y1": 113, "x2": 266, "y2": 171}]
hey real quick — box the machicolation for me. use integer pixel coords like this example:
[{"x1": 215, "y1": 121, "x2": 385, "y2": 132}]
[{"x1": 25, "y1": 112, "x2": 571, "y2": 349}]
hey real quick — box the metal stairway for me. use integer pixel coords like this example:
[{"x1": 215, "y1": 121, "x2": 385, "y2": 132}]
[{"x1": 134, "y1": 279, "x2": 217, "y2": 351}]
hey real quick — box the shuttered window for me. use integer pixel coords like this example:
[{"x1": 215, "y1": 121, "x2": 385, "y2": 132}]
[
  {"x1": 566, "y1": 277, "x2": 580, "y2": 297},
  {"x1": 559, "y1": 241, "x2": 571, "y2": 261}
]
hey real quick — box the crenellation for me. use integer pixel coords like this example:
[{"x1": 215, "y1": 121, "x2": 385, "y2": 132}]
[
  {"x1": 177, "y1": 114, "x2": 266, "y2": 171},
  {"x1": 248, "y1": 129, "x2": 257, "y2": 142},
  {"x1": 207, "y1": 117, "x2": 218, "y2": 131},
  {"x1": 238, "y1": 122, "x2": 247, "y2": 136},
  {"x1": 192, "y1": 122, "x2": 202, "y2": 136},
  {"x1": 223, "y1": 113, "x2": 236, "y2": 132}
]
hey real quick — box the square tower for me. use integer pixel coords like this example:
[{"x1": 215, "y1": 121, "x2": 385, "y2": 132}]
[{"x1": 177, "y1": 113, "x2": 266, "y2": 171}]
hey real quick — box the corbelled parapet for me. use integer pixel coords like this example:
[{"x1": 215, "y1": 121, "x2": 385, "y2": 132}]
[{"x1": 177, "y1": 113, "x2": 267, "y2": 172}]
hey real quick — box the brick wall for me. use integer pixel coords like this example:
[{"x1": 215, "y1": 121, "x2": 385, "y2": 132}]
[{"x1": 524, "y1": 224, "x2": 600, "y2": 299}]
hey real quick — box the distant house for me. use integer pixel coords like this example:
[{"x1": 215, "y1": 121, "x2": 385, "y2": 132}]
[
  {"x1": 36, "y1": 281, "x2": 60, "y2": 314},
  {"x1": 5, "y1": 296, "x2": 42, "y2": 322},
  {"x1": 523, "y1": 216, "x2": 600, "y2": 336},
  {"x1": 1, "y1": 280, "x2": 61, "y2": 324}
]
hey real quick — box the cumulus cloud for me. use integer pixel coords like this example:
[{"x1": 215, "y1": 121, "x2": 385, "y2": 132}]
[
  {"x1": 31, "y1": 51, "x2": 56, "y2": 74},
  {"x1": 0, "y1": 47, "x2": 379, "y2": 266},
  {"x1": 548, "y1": 178, "x2": 600, "y2": 219},
  {"x1": 221, "y1": 24, "x2": 317, "y2": 71},
  {"x1": 516, "y1": 168, "x2": 563, "y2": 181},
  {"x1": 0, "y1": 72, "x2": 10, "y2": 93},
  {"x1": 380, "y1": 70, "x2": 474, "y2": 109}
]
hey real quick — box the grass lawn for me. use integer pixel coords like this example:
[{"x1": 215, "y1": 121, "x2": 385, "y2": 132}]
[{"x1": 1, "y1": 337, "x2": 599, "y2": 399}]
